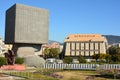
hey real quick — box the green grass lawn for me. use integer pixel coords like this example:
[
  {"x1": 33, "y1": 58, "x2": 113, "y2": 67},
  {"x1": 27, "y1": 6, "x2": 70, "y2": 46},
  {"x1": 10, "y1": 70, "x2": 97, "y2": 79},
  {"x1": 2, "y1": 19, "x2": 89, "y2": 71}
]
[
  {"x1": 3, "y1": 71, "x2": 58, "y2": 80},
  {"x1": 56, "y1": 70, "x2": 120, "y2": 80},
  {"x1": 4, "y1": 70, "x2": 120, "y2": 80}
]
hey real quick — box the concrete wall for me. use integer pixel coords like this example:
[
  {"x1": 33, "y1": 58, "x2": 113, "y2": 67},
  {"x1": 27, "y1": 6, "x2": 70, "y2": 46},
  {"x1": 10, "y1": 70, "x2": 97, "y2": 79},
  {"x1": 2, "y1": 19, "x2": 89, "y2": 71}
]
[
  {"x1": 5, "y1": 4, "x2": 49, "y2": 44},
  {"x1": 5, "y1": 5, "x2": 16, "y2": 43}
]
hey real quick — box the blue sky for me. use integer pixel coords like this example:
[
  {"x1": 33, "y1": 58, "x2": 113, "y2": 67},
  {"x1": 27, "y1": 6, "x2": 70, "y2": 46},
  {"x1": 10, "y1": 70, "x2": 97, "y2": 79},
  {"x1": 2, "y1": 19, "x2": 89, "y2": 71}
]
[{"x1": 0, "y1": 0, "x2": 120, "y2": 42}]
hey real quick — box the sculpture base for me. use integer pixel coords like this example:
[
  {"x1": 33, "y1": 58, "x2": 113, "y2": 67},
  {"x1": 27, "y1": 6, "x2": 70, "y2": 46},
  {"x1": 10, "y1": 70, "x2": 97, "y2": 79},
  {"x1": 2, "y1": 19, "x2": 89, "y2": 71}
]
[
  {"x1": 12, "y1": 43, "x2": 42, "y2": 57},
  {"x1": 0, "y1": 64, "x2": 25, "y2": 71}
]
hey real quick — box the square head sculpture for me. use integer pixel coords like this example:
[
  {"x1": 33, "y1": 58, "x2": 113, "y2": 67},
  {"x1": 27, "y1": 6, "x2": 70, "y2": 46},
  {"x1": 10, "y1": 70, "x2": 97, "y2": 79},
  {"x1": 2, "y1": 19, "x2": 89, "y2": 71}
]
[{"x1": 5, "y1": 4, "x2": 49, "y2": 44}]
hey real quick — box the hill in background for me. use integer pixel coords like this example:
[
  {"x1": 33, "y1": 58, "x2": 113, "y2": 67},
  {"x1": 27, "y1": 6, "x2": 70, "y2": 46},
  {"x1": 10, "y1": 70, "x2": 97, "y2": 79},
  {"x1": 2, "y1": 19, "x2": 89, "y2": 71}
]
[
  {"x1": 48, "y1": 40, "x2": 63, "y2": 45},
  {"x1": 103, "y1": 35, "x2": 120, "y2": 45},
  {"x1": 49, "y1": 35, "x2": 120, "y2": 45}
]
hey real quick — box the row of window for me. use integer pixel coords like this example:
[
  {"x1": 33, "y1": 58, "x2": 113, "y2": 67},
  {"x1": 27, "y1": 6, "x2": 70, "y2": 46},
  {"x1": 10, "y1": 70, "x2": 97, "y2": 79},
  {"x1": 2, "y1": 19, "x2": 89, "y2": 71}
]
[
  {"x1": 67, "y1": 42, "x2": 103, "y2": 57},
  {"x1": 69, "y1": 51, "x2": 99, "y2": 57},
  {"x1": 68, "y1": 42, "x2": 102, "y2": 50}
]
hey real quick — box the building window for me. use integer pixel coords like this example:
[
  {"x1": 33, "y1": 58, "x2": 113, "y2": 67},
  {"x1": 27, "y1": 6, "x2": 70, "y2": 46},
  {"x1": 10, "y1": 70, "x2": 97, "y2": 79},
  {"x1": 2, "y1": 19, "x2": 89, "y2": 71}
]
[
  {"x1": 85, "y1": 42, "x2": 89, "y2": 50},
  {"x1": 76, "y1": 43, "x2": 79, "y2": 50},
  {"x1": 81, "y1": 43, "x2": 84, "y2": 50},
  {"x1": 71, "y1": 42, "x2": 75, "y2": 50}
]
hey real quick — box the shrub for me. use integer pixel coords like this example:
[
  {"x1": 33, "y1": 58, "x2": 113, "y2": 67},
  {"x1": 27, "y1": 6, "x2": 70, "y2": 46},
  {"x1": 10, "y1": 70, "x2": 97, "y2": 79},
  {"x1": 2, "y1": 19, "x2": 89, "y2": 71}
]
[
  {"x1": 77, "y1": 56, "x2": 86, "y2": 63},
  {"x1": 0, "y1": 57, "x2": 7, "y2": 66},
  {"x1": 63, "y1": 57, "x2": 73, "y2": 64},
  {"x1": 15, "y1": 57, "x2": 24, "y2": 64}
]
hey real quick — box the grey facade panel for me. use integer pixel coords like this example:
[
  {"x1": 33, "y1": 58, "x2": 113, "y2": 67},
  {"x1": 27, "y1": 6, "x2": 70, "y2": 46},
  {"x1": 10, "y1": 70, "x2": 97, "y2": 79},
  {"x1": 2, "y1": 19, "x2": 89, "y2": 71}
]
[{"x1": 5, "y1": 4, "x2": 49, "y2": 44}]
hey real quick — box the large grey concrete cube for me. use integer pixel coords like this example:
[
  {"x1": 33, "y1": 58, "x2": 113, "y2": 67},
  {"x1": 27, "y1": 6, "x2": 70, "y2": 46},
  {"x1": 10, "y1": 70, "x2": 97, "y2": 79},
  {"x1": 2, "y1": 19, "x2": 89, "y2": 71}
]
[{"x1": 5, "y1": 4, "x2": 49, "y2": 44}]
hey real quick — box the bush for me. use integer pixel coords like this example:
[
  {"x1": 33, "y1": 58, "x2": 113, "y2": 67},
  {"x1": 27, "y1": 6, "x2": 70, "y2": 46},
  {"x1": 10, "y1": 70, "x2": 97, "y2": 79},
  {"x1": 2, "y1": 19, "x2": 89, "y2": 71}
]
[
  {"x1": 63, "y1": 57, "x2": 73, "y2": 64},
  {"x1": 15, "y1": 57, "x2": 24, "y2": 64},
  {"x1": 77, "y1": 56, "x2": 86, "y2": 63},
  {"x1": 0, "y1": 57, "x2": 7, "y2": 66}
]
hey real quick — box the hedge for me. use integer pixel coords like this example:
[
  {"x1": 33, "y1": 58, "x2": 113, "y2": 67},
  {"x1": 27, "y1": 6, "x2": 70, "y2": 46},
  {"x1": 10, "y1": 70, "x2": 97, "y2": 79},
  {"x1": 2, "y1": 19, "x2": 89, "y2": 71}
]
[
  {"x1": 15, "y1": 57, "x2": 24, "y2": 64},
  {"x1": 0, "y1": 57, "x2": 7, "y2": 66}
]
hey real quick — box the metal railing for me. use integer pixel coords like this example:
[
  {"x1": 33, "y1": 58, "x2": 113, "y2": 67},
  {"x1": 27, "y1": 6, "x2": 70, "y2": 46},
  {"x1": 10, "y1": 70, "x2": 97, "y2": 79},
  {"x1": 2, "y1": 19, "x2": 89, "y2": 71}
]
[
  {"x1": 0, "y1": 70, "x2": 34, "y2": 79},
  {"x1": 43, "y1": 64, "x2": 98, "y2": 70}
]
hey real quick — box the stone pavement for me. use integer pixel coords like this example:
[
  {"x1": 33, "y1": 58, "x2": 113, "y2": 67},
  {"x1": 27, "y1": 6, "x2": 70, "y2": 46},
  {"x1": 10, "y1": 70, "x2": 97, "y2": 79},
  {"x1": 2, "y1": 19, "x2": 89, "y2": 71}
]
[
  {"x1": 0, "y1": 74, "x2": 25, "y2": 80},
  {"x1": 0, "y1": 76, "x2": 13, "y2": 80}
]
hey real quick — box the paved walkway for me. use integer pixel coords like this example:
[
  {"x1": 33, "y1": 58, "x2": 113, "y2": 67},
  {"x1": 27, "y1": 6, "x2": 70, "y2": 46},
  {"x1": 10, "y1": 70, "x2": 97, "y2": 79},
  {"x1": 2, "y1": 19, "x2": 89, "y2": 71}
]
[
  {"x1": 0, "y1": 76, "x2": 13, "y2": 80},
  {"x1": 0, "y1": 74, "x2": 25, "y2": 80}
]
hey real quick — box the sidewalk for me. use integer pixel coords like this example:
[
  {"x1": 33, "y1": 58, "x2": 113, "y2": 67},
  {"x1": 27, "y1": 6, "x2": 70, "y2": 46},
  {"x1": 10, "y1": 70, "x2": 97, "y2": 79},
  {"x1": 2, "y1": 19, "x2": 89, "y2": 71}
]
[
  {"x1": 0, "y1": 74, "x2": 25, "y2": 80},
  {"x1": 0, "y1": 76, "x2": 13, "y2": 80}
]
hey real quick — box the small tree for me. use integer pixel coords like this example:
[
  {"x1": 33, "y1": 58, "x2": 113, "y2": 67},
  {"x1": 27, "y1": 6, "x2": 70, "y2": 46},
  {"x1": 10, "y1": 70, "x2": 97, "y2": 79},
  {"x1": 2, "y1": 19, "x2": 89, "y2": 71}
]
[
  {"x1": 92, "y1": 53, "x2": 106, "y2": 61},
  {"x1": 108, "y1": 46, "x2": 117, "y2": 55},
  {"x1": 43, "y1": 48, "x2": 50, "y2": 59},
  {"x1": 50, "y1": 48, "x2": 60, "y2": 59},
  {"x1": 0, "y1": 57, "x2": 7, "y2": 66},
  {"x1": 99, "y1": 54, "x2": 106, "y2": 61},
  {"x1": 108, "y1": 46, "x2": 120, "y2": 62},
  {"x1": 116, "y1": 48, "x2": 120, "y2": 55},
  {"x1": 111, "y1": 54, "x2": 120, "y2": 62},
  {"x1": 92, "y1": 54, "x2": 99, "y2": 61},
  {"x1": 43, "y1": 48, "x2": 60, "y2": 59},
  {"x1": 15, "y1": 57, "x2": 24, "y2": 64},
  {"x1": 77, "y1": 55, "x2": 86, "y2": 63},
  {"x1": 63, "y1": 57, "x2": 73, "y2": 64},
  {"x1": 105, "y1": 54, "x2": 111, "y2": 63}
]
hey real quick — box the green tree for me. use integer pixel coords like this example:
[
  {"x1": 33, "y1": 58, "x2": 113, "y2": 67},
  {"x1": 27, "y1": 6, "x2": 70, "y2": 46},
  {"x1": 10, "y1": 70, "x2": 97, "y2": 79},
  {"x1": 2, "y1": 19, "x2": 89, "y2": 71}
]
[
  {"x1": 77, "y1": 55, "x2": 86, "y2": 63},
  {"x1": 116, "y1": 47, "x2": 120, "y2": 54},
  {"x1": 43, "y1": 48, "x2": 50, "y2": 59},
  {"x1": 108, "y1": 46, "x2": 117, "y2": 55},
  {"x1": 43, "y1": 48, "x2": 60, "y2": 59},
  {"x1": 63, "y1": 57, "x2": 73, "y2": 64},
  {"x1": 15, "y1": 57, "x2": 24, "y2": 64},
  {"x1": 92, "y1": 54, "x2": 99, "y2": 61},
  {"x1": 111, "y1": 54, "x2": 120, "y2": 62},
  {"x1": 49, "y1": 48, "x2": 60, "y2": 58},
  {"x1": 99, "y1": 54, "x2": 106, "y2": 60},
  {"x1": 92, "y1": 53, "x2": 106, "y2": 61},
  {"x1": 0, "y1": 57, "x2": 7, "y2": 66},
  {"x1": 111, "y1": 55, "x2": 117, "y2": 62},
  {"x1": 117, "y1": 54, "x2": 120, "y2": 62},
  {"x1": 108, "y1": 46, "x2": 120, "y2": 62},
  {"x1": 105, "y1": 54, "x2": 111, "y2": 63}
]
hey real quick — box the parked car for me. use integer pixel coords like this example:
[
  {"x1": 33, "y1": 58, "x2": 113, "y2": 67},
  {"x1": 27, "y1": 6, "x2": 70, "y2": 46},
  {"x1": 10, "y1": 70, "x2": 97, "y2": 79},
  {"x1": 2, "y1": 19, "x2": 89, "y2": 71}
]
[
  {"x1": 45, "y1": 58, "x2": 57, "y2": 64},
  {"x1": 56, "y1": 59, "x2": 63, "y2": 64},
  {"x1": 72, "y1": 59, "x2": 79, "y2": 64}
]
